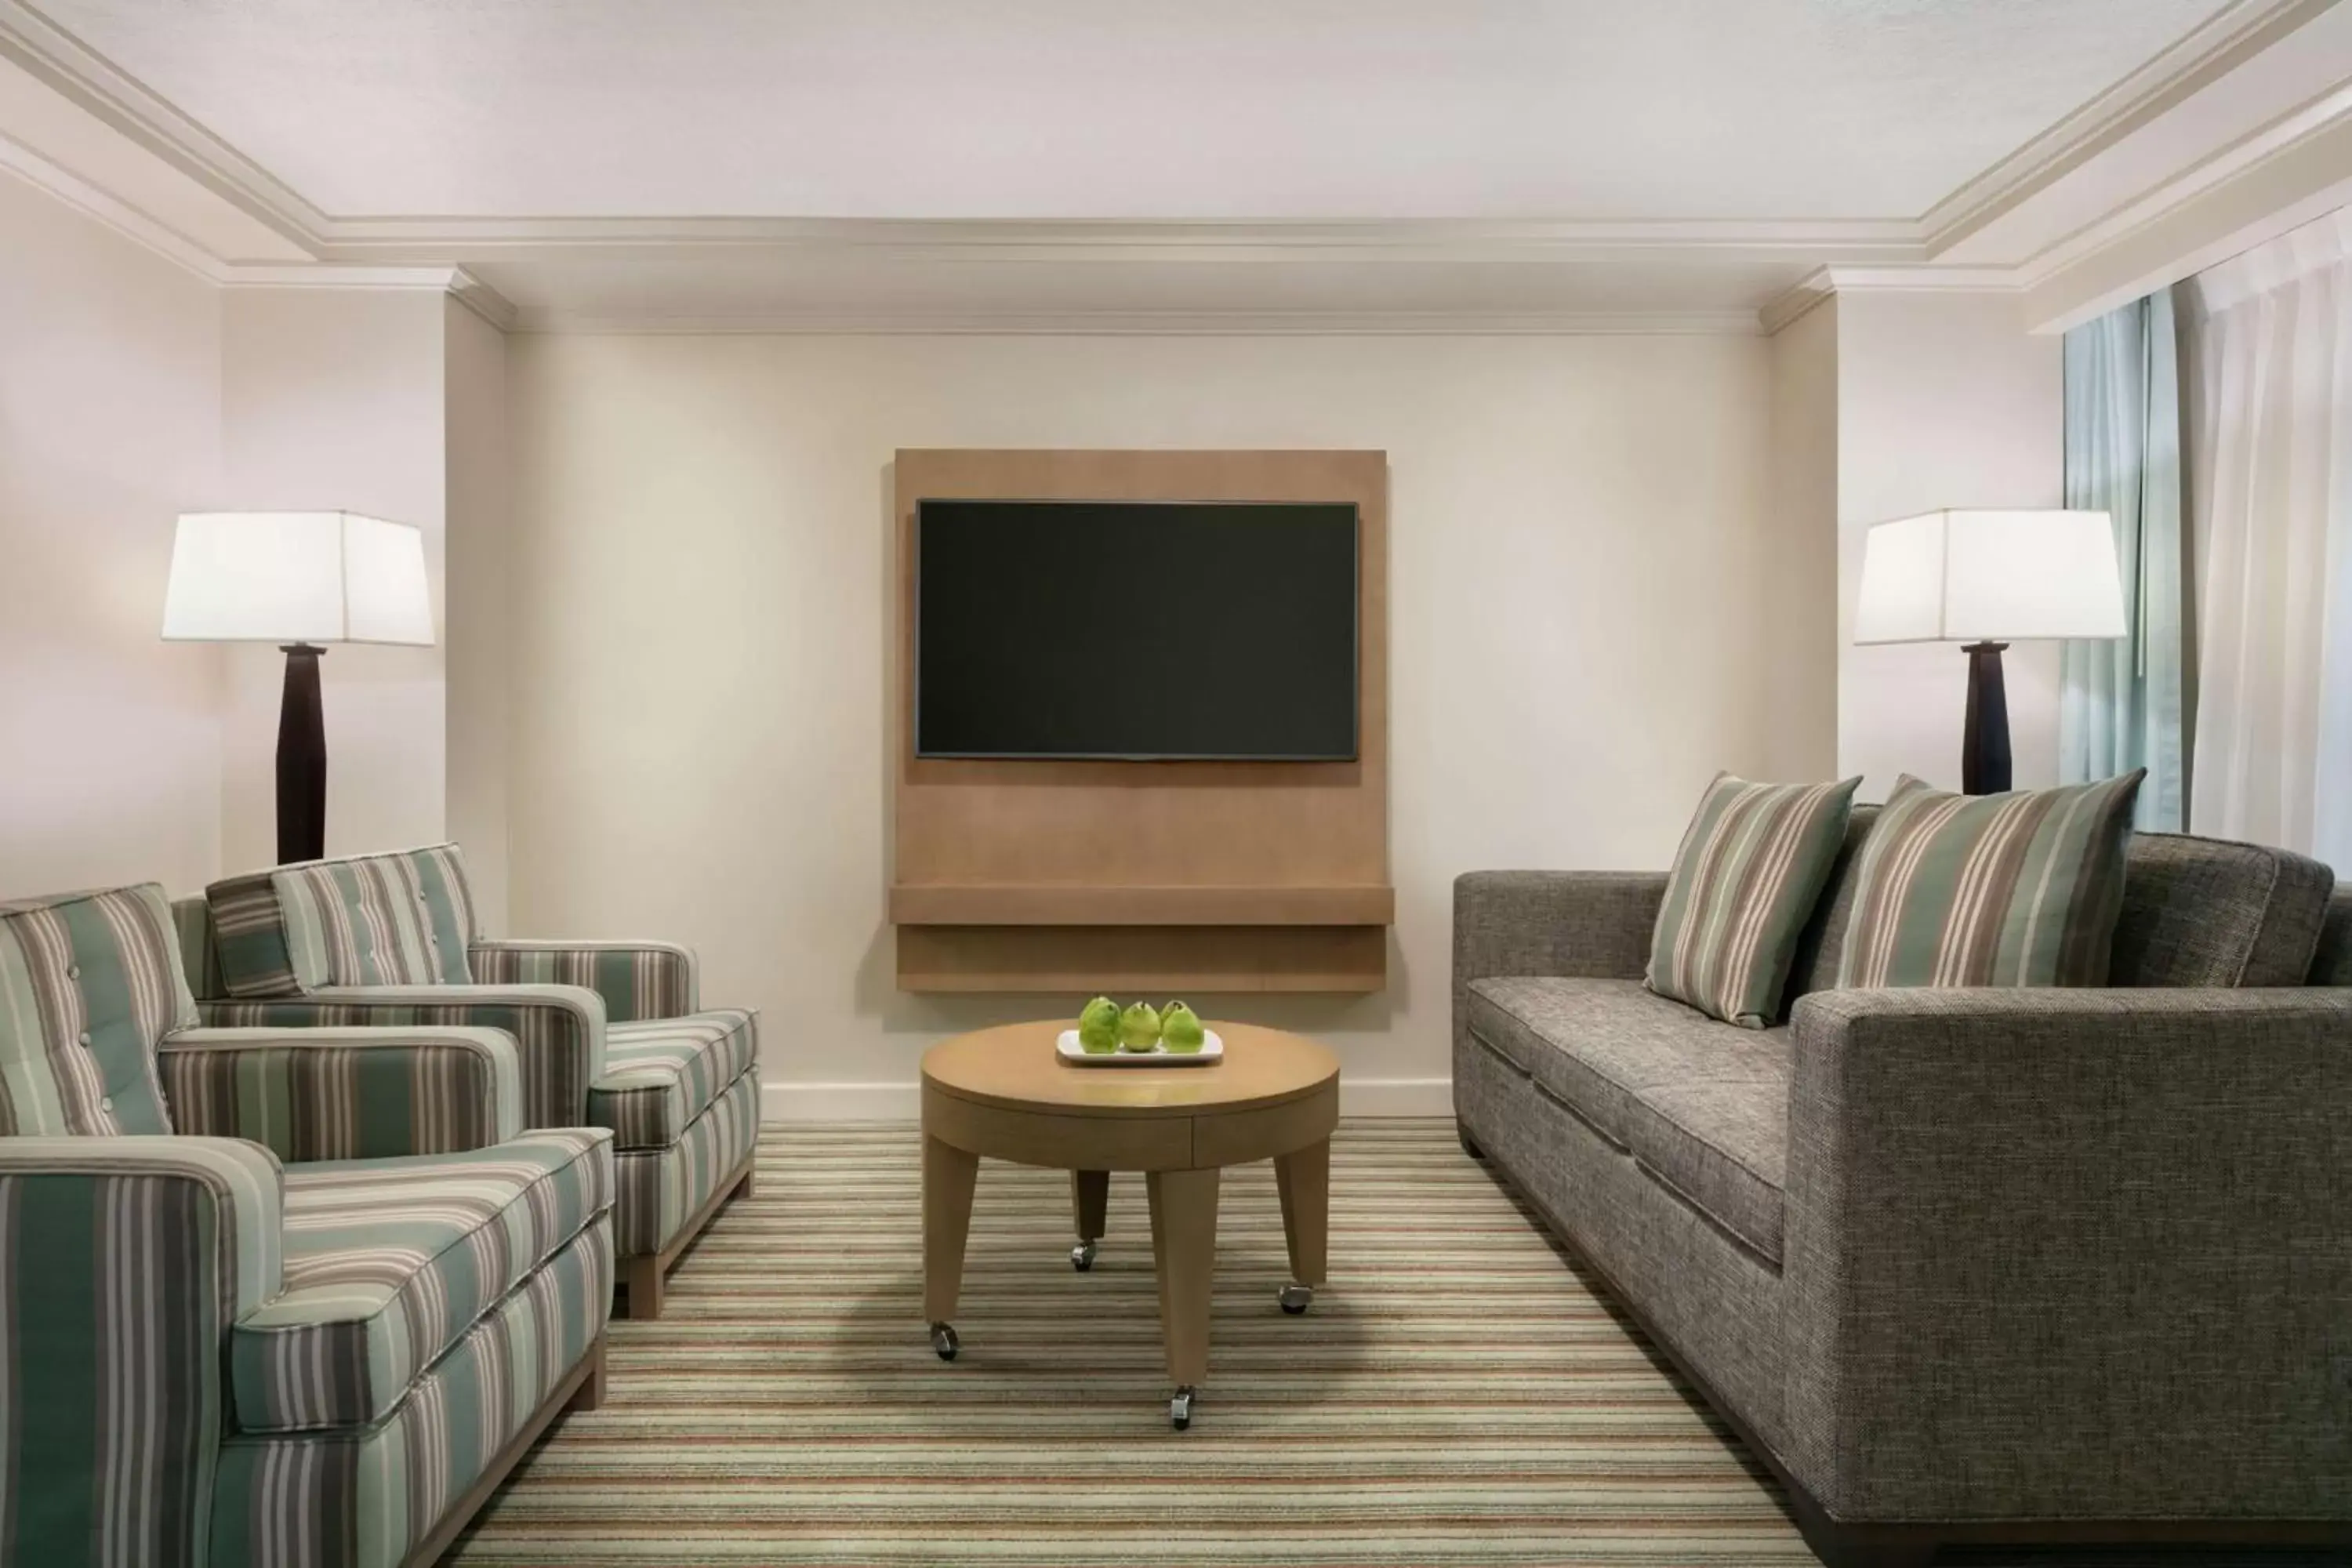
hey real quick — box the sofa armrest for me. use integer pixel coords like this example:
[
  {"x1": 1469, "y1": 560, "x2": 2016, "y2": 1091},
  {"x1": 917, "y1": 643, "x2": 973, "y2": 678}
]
[
  {"x1": 469, "y1": 938, "x2": 699, "y2": 1022},
  {"x1": 0, "y1": 1136, "x2": 283, "y2": 1558},
  {"x1": 198, "y1": 983, "x2": 605, "y2": 1134},
  {"x1": 1453, "y1": 871, "x2": 1664, "y2": 1069},
  {"x1": 1781, "y1": 985, "x2": 2352, "y2": 1523},
  {"x1": 159, "y1": 1025, "x2": 524, "y2": 1158}
]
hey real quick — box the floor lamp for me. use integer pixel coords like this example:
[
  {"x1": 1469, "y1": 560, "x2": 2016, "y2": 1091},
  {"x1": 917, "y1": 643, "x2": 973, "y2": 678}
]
[
  {"x1": 163, "y1": 511, "x2": 435, "y2": 863},
  {"x1": 1853, "y1": 509, "x2": 2125, "y2": 795}
]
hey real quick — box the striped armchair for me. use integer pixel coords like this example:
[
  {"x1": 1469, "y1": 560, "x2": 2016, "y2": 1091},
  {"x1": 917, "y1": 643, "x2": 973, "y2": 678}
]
[
  {"x1": 0, "y1": 882, "x2": 614, "y2": 1568},
  {"x1": 185, "y1": 844, "x2": 758, "y2": 1319}
]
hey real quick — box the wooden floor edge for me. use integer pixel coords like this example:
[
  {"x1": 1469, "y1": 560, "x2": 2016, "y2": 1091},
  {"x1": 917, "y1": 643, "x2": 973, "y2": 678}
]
[{"x1": 401, "y1": 1330, "x2": 608, "y2": 1568}]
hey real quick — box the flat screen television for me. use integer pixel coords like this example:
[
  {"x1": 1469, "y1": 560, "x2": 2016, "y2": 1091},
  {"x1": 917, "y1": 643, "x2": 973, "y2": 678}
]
[{"x1": 915, "y1": 498, "x2": 1359, "y2": 760}]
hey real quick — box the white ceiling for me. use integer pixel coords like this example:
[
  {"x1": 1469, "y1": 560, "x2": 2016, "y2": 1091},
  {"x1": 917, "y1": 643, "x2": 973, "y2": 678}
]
[{"x1": 34, "y1": 0, "x2": 2231, "y2": 221}]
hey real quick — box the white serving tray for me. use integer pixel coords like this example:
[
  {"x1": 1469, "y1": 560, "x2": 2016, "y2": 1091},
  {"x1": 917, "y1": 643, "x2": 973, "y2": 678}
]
[{"x1": 1056, "y1": 1028, "x2": 1224, "y2": 1067}]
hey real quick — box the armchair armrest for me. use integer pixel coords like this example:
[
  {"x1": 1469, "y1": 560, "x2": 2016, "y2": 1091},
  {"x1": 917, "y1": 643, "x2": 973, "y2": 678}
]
[
  {"x1": 469, "y1": 938, "x2": 699, "y2": 1021},
  {"x1": 0, "y1": 1136, "x2": 283, "y2": 1561},
  {"x1": 159, "y1": 1025, "x2": 524, "y2": 1159},
  {"x1": 198, "y1": 983, "x2": 606, "y2": 1134},
  {"x1": 1781, "y1": 985, "x2": 2352, "y2": 1523}
]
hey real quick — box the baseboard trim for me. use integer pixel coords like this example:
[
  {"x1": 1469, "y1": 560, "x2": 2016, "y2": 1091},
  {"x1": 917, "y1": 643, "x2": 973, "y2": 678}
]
[{"x1": 761, "y1": 1076, "x2": 1452, "y2": 1123}]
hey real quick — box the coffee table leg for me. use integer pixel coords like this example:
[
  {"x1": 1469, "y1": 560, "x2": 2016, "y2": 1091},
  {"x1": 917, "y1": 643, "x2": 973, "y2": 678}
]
[
  {"x1": 923, "y1": 1135, "x2": 980, "y2": 1354},
  {"x1": 1069, "y1": 1170, "x2": 1109, "y2": 1271},
  {"x1": 1275, "y1": 1137, "x2": 1330, "y2": 1310},
  {"x1": 1145, "y1": 1166, "x2": 1220, "y2": 1407}
]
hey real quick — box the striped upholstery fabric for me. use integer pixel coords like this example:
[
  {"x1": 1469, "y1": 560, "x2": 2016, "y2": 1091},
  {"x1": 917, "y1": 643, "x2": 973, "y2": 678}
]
[
  {"x1": 157, "y1": 1025, "x2": 524, "y2": 1160},
  {"x1": 1646, "y1": 773, "x2": 1860, "y2": 1028},
  {"x1": 615, "y1": 1068, "x2": 758, "y2": 1255},
  {"x1": 201, "y1": 985, "x2": 606, "y2": 1136},
  {"x1": 1837, "y1": 771, "x2": 2145, "y2": 988},
  {"x1": 206, "y1": 845, "x2": 477, "y2": 999},
  {"x1": 592, "y1": 1008, "x2": 759, "y2": 1149},
  {"x1": 230, "y1": 1128, "x2": 612, "y2": 1432},
  {"x1": 470, "y1": 938, "x2": 699, "y2": 1022},
  {"x1": 0, "y1": 884, "x2": 193, "y2": 1136},
  {"x1": 0, "y1": 1137, "x2": 285, "y2": 1568},
  {"x1": 213, "y1": 1214, "x2": 612, "y2": 1568}
]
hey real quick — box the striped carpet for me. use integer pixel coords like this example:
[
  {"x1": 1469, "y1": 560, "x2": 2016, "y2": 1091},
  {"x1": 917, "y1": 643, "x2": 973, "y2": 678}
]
[{"x1": 448, "y1": 1120, "x2": 1817, "y2": 1566}]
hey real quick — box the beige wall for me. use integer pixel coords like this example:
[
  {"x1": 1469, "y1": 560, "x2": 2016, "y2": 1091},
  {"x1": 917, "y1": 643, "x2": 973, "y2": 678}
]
[
  {"x1": 218, "y1": 289, "x2": 451, "y2": 876},
  {"x1": 1832, "y1": 293, "x2": 2064, "y2": 800},
  {"x1": 505, "y1": 332, "x2": 1781, "y2": 1109},
  {"x1": 1763, "y1": 297, "x2": 1841, "y2": 782},
  {"x1": 0, "y1": 174, "x2": 224, "y2": 897},
  {"x1": 444, "y1": 297, "x2": 513, "y2": 931}
]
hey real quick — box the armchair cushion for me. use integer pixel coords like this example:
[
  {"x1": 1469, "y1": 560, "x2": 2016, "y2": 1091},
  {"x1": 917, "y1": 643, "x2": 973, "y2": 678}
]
[
  {"x1": 229, "y1": 1127, "x2": 612, "y2": 1433},
  {"x1": 592, "y1": 1008, "x2": 758, "y2": 1149},
  {"x1": 157, "y1": 1025, "x2": 524, "y2": 1160},
  {"x1": 470, "y1": 938, "x2": 699, "y2": 1022},
  {"x1": 206, "y1": 844, "x2": 477, "y2": 999},
  {"x1": 0, "y1": 884, "x2": 193, "y2": 1135}
]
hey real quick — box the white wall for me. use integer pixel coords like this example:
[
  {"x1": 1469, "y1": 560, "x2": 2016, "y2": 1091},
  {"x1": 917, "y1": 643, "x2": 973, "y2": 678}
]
[
  {"x1": 505, "y1": 332, "x2": 1782, "y2": 1108},
  {"x1": 218, "y1": 289, "x2": 450, "y2": 875},
  {"x1": 444, "y1": 297, "x2": 513, "y2": 931},
  {"x1": 1833, "y1": 293, "x2": 2064, "y2": 799},
  {"x1": 0, "y1": 173, "x2": 224, "y2": 896}
]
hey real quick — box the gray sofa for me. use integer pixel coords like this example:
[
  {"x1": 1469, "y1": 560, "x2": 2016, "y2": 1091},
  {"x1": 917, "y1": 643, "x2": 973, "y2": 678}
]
[{"x1": 1454, "y1": 809, "x2": 2352, "y2": 1566}]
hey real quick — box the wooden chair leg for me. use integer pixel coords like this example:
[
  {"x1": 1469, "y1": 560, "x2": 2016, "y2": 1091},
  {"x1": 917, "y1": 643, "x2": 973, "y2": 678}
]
[
  {"x1": 568, "y1": 1338, "x2": 608, "y2": 1412},
  {"x1": 622, "y1": 1254, "x2": 666, "y2": 1320},
  {"x1": 734, "y1": 1165, "x2": 756, "y2": 1200}
]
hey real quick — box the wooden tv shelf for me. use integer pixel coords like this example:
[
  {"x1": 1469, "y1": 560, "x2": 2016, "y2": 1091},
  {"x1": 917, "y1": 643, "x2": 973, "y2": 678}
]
[
  {"x1": 889, "y1": 884, "x2": 1395, "y2": 927},
  {"x1": 890, "y1": 448, "x2": 1390, "y2": 994}
]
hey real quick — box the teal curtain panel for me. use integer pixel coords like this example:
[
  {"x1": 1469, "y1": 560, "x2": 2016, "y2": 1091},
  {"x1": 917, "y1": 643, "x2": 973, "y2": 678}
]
[{"x1": 2059, "y1": 290, "x2": 2187, "y2": 829}]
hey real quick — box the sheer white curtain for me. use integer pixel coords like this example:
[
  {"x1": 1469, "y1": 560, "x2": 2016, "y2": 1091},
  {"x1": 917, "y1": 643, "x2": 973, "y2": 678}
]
[{"x1": 2183, "y1": 208, "x2": 2352, "y2": 871}]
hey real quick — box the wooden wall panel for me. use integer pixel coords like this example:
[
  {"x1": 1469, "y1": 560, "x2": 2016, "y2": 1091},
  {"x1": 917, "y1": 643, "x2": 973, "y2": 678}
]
[{"x1": 891, "y1": 448, "x2": 1391, "y2": 992}]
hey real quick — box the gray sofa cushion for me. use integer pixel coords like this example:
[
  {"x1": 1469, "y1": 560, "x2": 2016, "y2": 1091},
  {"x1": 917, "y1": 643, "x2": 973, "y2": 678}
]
[
  {"x1": 1465, "y1": 976, "x2": 1788, "y2": 1263},
  {"x1": 2107, "y1": 832, "x2": 2334, "y2": 985},
  {"x1": 2313, "y1": 891, "x2": 2352, "y2": 985}
]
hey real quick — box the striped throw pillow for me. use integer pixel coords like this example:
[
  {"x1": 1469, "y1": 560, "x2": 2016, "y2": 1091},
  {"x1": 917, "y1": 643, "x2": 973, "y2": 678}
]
[
  {"x1": 1646, "y1": 773, "x2": 1862, "y2": 1028},
  {"x1": 1837, "y1": 771, "x2": 2144, "y2": 989}
]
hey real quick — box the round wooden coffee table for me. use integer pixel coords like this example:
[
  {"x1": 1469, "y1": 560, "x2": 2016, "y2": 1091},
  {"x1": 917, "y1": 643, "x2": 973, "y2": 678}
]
[{"x1": 920, "y1": 1020, "x2": 1340, "y2": 1429}]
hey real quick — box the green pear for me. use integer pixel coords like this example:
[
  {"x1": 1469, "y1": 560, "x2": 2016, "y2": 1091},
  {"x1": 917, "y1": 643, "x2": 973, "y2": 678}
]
[
  {"x1": 1161, "y1": 1001, "x2": 1205, "y2": 1054},
  {"x1": 1076, "y1": 996, "x2": 1120, "y2": 1054},
  {"x1": 1117, "y1": 1000, "x2": 1163, "y2": 1052}
]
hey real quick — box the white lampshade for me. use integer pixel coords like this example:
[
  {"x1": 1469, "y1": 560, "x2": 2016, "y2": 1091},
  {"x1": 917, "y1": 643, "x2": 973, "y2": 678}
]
[
  {"x1": 162, "y1": 511, "x2": 434, "y2": 645},
  {"x1": 1853, "y1": 509, "x2": 2127, "y2": 644}
]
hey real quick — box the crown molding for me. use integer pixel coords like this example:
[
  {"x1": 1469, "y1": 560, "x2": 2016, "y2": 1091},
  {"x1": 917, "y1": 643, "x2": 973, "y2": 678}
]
[
  {"x1": 220, "y1": 263, "x2": 518, "y2": 330},
  {"x1": 1758, "y1": 266, "x2": 2022, "y2": 335},
  {"x1": 0, "y1": 0, "x2": 328, "y2": 249},
  {"x1": 510, "y1": 306, "x2": 1767, "y2": 337},
  {"x1": 2017, "y1": 77, "x2": 2352, "y2": 288},
  {"x1": 0, "y1": 126, "x2": 225, "y2": 279},
  {"x1": 1920, "y1": 0, "x2": 2334, "y2": 255},
  {"x1": 310, "y1": 214, "x2": 1923, "y2": 264}
]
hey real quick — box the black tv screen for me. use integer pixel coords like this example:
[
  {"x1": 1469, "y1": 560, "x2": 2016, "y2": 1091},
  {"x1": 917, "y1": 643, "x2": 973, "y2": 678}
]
[{"x1": 916, "y1": 499, "x2": 1359, "y2": 760}]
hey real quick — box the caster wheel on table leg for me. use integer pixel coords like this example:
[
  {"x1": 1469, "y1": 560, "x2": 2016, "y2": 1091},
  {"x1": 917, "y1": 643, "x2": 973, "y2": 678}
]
[
  {"x1": 1070, "y1": 1239, "x2": 1098, "y2": 1272},
  {"x1": 1170, "y1": 1387, "x2": 1196, "y2": 1431},
  {"x1": 930, "y1": 1323, "x2": 960, "y2": 1362},
  {"x1": 1278, "y1": 1283, "x2": 1313, "y2": 1315}
]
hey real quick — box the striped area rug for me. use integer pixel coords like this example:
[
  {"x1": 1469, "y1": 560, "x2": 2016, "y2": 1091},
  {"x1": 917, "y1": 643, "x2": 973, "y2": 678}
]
[{"x1": 448, "y1": 1120, "x2": 1816, "y2": 1566}]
